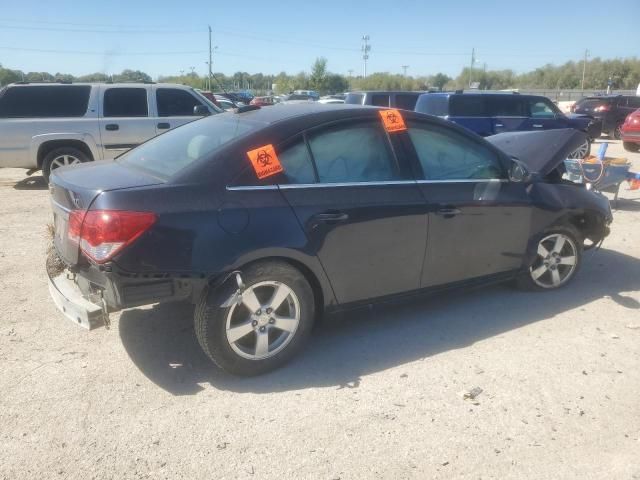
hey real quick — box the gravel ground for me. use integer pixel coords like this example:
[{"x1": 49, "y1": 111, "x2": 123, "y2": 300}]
[{"x1": 1, "y1": 139, "x2": 639, "y2": 480}]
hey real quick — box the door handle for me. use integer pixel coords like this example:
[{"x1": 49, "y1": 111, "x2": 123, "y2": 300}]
[
  {"x1": 435, "y1": 207, "x2": 461, "y2": 218},
  {"x1": 532, "y1": 124, "x2": 543, "y2": 128},
  {"x1": 105, "y1": 124, "x2": 119, "y2": 131},
  {"x1": 312, "y1": 211, "x2": 349, "y2": 223},
  {"x1": 495, "y1": 123, "x2": 504, "y2": 127},
  {"x1": 157, "y1": 122, "x2": 170, "y2": 129}
]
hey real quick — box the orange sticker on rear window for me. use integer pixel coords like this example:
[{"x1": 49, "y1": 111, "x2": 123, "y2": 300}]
[
  {"x1": 246, "y1": 144, "x2": 284, "y2": 179},
  {"x1": 379, "y1": 109, "x2": 407, "y2": 133}
]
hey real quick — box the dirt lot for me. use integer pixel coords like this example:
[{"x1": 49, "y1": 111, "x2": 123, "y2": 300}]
[{"x1": 1, "y1": 140, "x2": 639, "y2": 480}]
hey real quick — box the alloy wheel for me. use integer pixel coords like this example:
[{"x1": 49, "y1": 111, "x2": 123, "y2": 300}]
[
  {"x1": 50, "y1": 154, "x2": 81, "y2": 170},
  {"x1": 567, "y1": 140, "x2": 589, "y2": 159},
  {"x1": 530, "y1": 233, "x2": 578, "y2": 288},
  {"x1": 225, "y1": 281, "x2": 301, "y2": 360}
]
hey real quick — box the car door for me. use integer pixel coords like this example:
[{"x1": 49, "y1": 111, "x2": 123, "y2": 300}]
[
  {"x1": 403, "y1": 120, "x2": 532, "y2": 287},
  {"x1": 99, "y1": 86, "x2": 157, "y2": 159},
  {"x1": 277, "y1": 120, "x2": 428, "y2": 305},
  {"x1": 488, "y1": 95, "x2": 528, "y2": 134},
  {"x1": 153, "y1": 86, "x2": 208, "y2": 135},
  {"x1": 523, "y1": 97, "x2": 564, "y2": 131}
]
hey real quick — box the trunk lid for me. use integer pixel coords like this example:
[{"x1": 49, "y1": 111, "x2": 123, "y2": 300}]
[
  {"x1": 49, "y1": 160, "x2": 163, "y2": 265},
  {"x1": 486, "y1": 128, "x2": 588, "y2": 176}
]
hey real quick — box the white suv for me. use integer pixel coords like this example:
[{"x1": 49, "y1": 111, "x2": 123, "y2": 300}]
[{"x1": 0, "y1": 82, "x2": 221, "y2": 180}]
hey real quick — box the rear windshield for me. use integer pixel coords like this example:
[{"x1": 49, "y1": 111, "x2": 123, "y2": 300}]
[
  {"x1": 576, "y1": 98, "x2": 613, "y2": 108},
  {"x1": 118, "y1": 114, "x2": 260, "y2": 179}
]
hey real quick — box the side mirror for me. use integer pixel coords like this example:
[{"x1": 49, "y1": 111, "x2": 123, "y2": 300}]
[
  {"x1": 509, "y1": 158, "x2": 531, "y2": 183},
  {"x1": 193, "y1": 105, "x2": 211, "y2": 116}
]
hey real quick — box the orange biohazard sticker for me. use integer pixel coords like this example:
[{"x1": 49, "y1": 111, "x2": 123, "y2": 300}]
[
  {"x1": 379, "y1": 109, "x2": 407, "y2": 133},
  {"x1": 246, "y1": 144, "x2": 284, "y2": 179}
]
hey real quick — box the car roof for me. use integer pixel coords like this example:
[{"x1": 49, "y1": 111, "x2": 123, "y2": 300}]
[
  {"x1": 348, "y1": 91, "x2": 425, "y2": 95},
  {"x1": 7, "y1": 82, "x2": 190, "y2": 89},
  {"x1": 230, "y1": 102, "x2": 374, "y2": 124}
]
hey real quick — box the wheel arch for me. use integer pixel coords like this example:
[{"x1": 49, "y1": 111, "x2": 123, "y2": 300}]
[{"x1": 34, "y1": 136, "x2": 98, "y2": 169}]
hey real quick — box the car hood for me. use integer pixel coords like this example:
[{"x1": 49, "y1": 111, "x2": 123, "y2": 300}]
[{"x1": 487, "y1": 129, "x2": 588, "y2": 176}]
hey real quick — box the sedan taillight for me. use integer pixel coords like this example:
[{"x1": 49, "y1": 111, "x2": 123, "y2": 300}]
[{"x1": 68, "y1": 210, "x2": 156, "y2": 263}]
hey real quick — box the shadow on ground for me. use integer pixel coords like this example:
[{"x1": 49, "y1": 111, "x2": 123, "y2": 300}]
[
  {"x1": 13, "y1": 175, "x2": 47, "y2": 190},
  {"x1": 119, "y1": 248, "x2": 640, "y2": 395}
]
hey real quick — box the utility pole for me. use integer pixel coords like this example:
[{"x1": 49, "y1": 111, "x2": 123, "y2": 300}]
[
  {"x1": 581, "y1": 49, "x2": 590, "y2": 91},
  {"x1": 401, "y1": 65, "x2": 409, "y2": 77},
  {"x1": 208, "y1": 25, "x2": 213, "y2": 92},
  {"x1": 468, "y1": 48, "x2": 475, "y2": 88},
  {"x1": 361, "y1": 35, "x2": 371, "y2": 78}
]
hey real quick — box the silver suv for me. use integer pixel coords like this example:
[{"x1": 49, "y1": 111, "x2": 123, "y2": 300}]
[{"x1": 0, "y1": 82, "x2": 221, "y2": 180}]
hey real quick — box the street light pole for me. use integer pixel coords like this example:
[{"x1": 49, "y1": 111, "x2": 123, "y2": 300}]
[
  {"x1": 361, "y1": 35, "x2": 371, "y2": 78},
  {"x1": 208, "y1": 25, "x2": 213, "y2": 92},
  {"x1": 468, "y1": 48, "x2": 475, "y2": 88},
  {"x1": 581, "y1": 49, "x2": 590, "y2": 91},
  {"x1": 401, "y1": 65, "x2": 409, "y2": 77}
]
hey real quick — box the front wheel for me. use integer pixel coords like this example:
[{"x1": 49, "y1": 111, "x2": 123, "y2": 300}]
[
  {"x1": 195, "y1": 261, "x2": 315, "y2": 376},
  {"x1": 567, "y1": 138, "x2": 591, "y2": 159},
  {"x1": 517, "y1": 226, "x2": 583, "y2": 291}
]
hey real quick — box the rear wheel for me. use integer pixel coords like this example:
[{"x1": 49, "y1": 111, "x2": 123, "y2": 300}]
[
  {"x1": 195, "y1": 261, "x2": 315, "y2": 376},
  {"x1": 517, "y1": 226, "x2": 583, "y2": 291},
  {"x1": 42, "y1": 147, "x2": 90, "y2": 182},
  {"x1": 623, "y1": 141, "x2": 640, "y2": 152}
]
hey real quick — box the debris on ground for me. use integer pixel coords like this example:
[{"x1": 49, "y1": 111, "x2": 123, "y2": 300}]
[{"x1": 462, "y1": 387, "x2": 483, "y2": 401}]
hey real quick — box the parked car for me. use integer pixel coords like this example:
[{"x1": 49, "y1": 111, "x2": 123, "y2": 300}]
[
  {"x1": 47, "y1": 104, "x2": 611, "y2": 375},
  {"x1": 415, "y1": 92, "x2": 601, "y2": 158},
  {"x1": 293, "y1": 89, "x2": 319, "y2": 100},
  {"x1": 216, "y1": 98, "x2": 237, "y2": 111},
  {"x1": 0, "y1": 82, "x2": 221, "y2": 181},
  {"x1": 215, "y1": 91, "x2": 254, "y2": 105},
  {"x1": 250, "y1": 96, "x2": 278, "y2": 107},
  {"x1": 621, "y1": 108, "x2": 640, "y2": 152},
  {"x1": 572, "y1": 95, "x2": 640, "y2": 139},
  {"x1": 345, "y1": 91, "x2": 424, "y2": 110},
  {"x1": 283, "y1": 93, "x2": 317, "y2": 102}
]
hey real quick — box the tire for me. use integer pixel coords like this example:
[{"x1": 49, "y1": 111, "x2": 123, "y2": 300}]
[
  {"x1": 612, "y1": 125, "x2": 623, "y2": 140},
  {"x1": 516, "y1": 225, "x2": 583, "y2": 292},
  {"x1": 195, "y1": 261, "x2": 315, "y2": 376},
  {"x1": 623, "y1": 141, "x2": 640, "y2": 152},
  {"x1": 42, "y1": 146, "x2": 90, "y2": 183},
  {"x1": 567, "y1": 138, "x2": 591, "y2": 159}
]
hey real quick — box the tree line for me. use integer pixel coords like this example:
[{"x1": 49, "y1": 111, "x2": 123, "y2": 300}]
[{"x1": 1, "y1": 56, "x2": 639, "y2": 94}]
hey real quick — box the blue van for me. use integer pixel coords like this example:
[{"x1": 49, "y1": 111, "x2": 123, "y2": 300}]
[{"x1": 415, "y1": 92, "x2": 602, "y2": 158}]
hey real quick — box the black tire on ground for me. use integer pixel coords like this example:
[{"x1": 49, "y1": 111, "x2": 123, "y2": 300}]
[
  {"x1": 195, "y1": 261, "x2": 315, "y2": 376},
  {"x1": 567, "y1": 138, "x2": 591, "y2": 159},
  {"x1": 623, "y1": 141, "x2": 640, "y2": 152},
  {"x1": 612, "y1": 125, "x2": 623, "y2": 140},
  {"x1": 42, "y1": 146, "x2": 90, "y2": 182},
  {"x1": 516, "y1": 225, "x2": 583, "y2": 292}
]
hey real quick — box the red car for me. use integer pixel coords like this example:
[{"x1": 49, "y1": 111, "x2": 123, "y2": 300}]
[
  {"x1": 621, "y1": 108, "x2": 640, "y2": 152},
  {"x1": 250, "y1": 96, "x2": 277, "y2": 107}
]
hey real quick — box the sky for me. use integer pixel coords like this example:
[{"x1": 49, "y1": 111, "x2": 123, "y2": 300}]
[{"x1": 0, "y1": 0, "x2": 638, "y2": 80}]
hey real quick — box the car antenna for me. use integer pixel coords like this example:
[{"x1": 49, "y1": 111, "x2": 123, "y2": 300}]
[{"x1": 210, "y1": 72, "x2": 239, "y2": 108}]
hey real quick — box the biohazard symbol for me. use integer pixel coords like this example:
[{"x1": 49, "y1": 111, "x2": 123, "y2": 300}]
[
  {"x1": 246, "y1": 144, "x2": 284, "y2": 179},
  {"x1": 379, "y1": 108, "x2": 407, "y2": 133}
]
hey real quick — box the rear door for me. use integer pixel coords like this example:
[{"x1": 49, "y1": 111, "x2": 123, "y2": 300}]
[
  {"x1": 153, "y1": 86, "x2": 208, "y2": 134},
  {"x1": 488, "y1": 95, "x2": 528, "y2": 134},
  {"x1": 98, "y1": 86, "x2": 157, "y2": 159},
  {"x1": 448, "y1": 95, "x2": 493, "y2": 136},
  {"x1": 278, "y1": 119, "x2": 428, "y2": 304},
  {"x1": 404, "y1": 120, "x2": 531, "y2": 287}
]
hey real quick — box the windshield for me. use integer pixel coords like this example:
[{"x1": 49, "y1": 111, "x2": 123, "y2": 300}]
[{"x1": 118, "y1": 115, "x2": 260, "y2": 179}]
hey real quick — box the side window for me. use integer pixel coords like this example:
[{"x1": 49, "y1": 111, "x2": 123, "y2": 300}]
[
  {"x1": 307, "y1": 122, "x2": 400, "y2": 183},
  {"x1": 277, "y1": 139, "x2": 316, "y2": 184},
  {"x1": 371, "y1": 94, "x2": 390, "y2": 107},
  {"x1": 449, "y1": 96, "x2": 487, "y2": 117},
  {"x1": 626, "y1": 97, "x2": 640, "y2": 109},
  {"x1": 103, "y1": 88, "x2": 148, "y2": 117},
  {"x1": 488, "y1": 96, "x2": 526, "y2": 116},
  {"x1": 0, "y1": 86, "x2": 90, "y2": 118},
  {"x1": 407, "y1": 122, "x2": 503, "y2": 180},
  {"x1": 529, "y1": 99, "x2": 556, "y2": 118},
  {"x1": 156, "y1": 88, "x2": 203, "y2": 116},
  {"x1": 395, "y1": 94, "x2": 418, "y2": 111}
]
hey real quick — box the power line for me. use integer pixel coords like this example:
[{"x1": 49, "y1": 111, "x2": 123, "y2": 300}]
[{"x1": 0, "y1": 23, "x2": 201, "y2": 34}]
